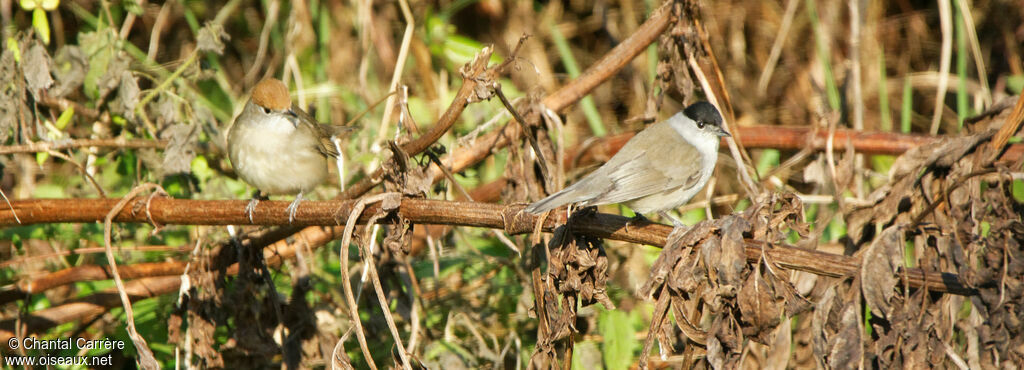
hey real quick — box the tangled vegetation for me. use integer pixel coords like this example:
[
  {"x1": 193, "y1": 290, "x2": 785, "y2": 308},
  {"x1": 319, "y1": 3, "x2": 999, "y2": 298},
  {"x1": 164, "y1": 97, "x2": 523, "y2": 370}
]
[{"x1": 1, "y1": 0, "x2": 1022, "y2": 368}]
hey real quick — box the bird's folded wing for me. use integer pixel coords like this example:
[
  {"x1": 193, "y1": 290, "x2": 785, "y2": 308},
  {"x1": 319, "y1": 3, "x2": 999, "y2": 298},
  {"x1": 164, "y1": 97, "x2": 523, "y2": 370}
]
[
  {"x1": 292, "y1": 103, "x2": 355, "y2": 158},
  {"x1": 594, "y1": 133, "x2": 704, "y2": 205}
]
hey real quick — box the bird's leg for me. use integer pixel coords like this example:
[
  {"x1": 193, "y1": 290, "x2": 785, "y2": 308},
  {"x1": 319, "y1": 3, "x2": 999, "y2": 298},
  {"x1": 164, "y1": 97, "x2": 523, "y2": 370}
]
[
  {"x1": 245, "y1": 190, "x2": 269, "y2": 223},
  {"x1": 286, "y1": 191, "x2": 305, "y2": 224},
  {"x1": 658, "y1": 210, "x2": 688, "y2": 230}
]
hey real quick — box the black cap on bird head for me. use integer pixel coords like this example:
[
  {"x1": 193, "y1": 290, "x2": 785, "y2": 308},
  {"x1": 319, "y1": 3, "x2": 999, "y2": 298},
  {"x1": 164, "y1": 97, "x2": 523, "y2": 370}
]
[{"x1": 683, "y1": 101, "x2": 730, "y2": 137}]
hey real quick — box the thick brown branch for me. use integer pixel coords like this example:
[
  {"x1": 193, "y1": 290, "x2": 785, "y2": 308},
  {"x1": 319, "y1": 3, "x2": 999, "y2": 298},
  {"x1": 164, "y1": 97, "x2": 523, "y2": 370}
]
[
  {"x1": 0, "y1": 276, "x2": 180, "y2": 346},
  {"x1": 0, "y1": 138, "x2": 168, "y2": 154},
  {"x1": 0, "y1": 197, "x2": 978, "y2": 297},
  {"x1": 572, "y1": 125, "x2": 1024, "y2": 164},
  {"x1": 0, "y1": 262, "x2": 187, "y2": 305},
  {"x1": 541, "y1": 1, "x2": 672, "y2": 111}
]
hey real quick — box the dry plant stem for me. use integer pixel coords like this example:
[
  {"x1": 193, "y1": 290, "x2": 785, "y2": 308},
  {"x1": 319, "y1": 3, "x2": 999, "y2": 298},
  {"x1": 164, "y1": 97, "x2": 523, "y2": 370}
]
[
  {"x1": 242, "y1": 0, "x2": 279, "y2": 85},
  {"x1": 118, "y1": 0, "x2": 144, "y2": 40},
  {"x1": 146, "y1": 2, "x2": 172, "y2": 60},
  {"x1": 357, "y1": 199, "x2": 413, "y2": 370},
  {"x1": 955, "y1": 0, "x2": 991, "y2": 106},
  {"x1": 0, "y1": 197, "x2": 978, "y2": 296},
  {"x1": 689, "y1": 57, "x2": 758, "y2": 195},
  {"x1": 982, "y1": 94, "x2": 1024, "y2": 163},
  {"x1": 638, "y1": 289, "x2": 671, "y2": 368},
  {"x1": 691, "y1": 12, "x2": 734, "y2": 116},
  {"x1": 825, "y1": 115, "x2": 846, "y2": 211},
  {"x1": 373, "y1": 0, "x2": 415, "y2": 146},
  {"x1": 756, "y1": 0, "x2": 799, "y2": 94},
  {"x1": 37, "y1": 94, "x2": 107, "y2": 123},
  {"x1": 494, "y1": 83, "x2": 551, "y2": 182},
  {"x1": 0, "y1": 187, "x2": 19, "y2": 224},
  {"x1": 336, "y1": 195, "x2": 387, "y2": 370},
  {"x1": 45, "y1": 150, "x2": 107, "y2": 197},
  {"x1": 849, "y1": 0, "x2": 865, "y2": 199},
  {"x1": 929, "y1": 0, "x2": 953, "y2": 135},
  {"x1": 102, "y1": 183, "x2": 163, "y2": 370}
]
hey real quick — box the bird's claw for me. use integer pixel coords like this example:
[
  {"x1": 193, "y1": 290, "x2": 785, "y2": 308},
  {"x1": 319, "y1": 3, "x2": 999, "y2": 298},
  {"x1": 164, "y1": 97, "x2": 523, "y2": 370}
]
[
  {"x1": 245, "y1": 198, "x2": 259, "y2": 223},
  {"x1": 286, "y1": 192, "x2": 305, "y2": 224}
]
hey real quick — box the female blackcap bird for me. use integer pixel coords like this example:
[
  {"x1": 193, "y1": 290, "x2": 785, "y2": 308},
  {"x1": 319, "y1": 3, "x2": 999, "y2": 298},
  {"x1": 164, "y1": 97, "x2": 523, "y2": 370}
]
[
  {"x1": 525, "y1": 101, "x2": 729, "y2": 225},
  {"x1": 227, "y1": 78, "x2": 352, "y2": 223}
]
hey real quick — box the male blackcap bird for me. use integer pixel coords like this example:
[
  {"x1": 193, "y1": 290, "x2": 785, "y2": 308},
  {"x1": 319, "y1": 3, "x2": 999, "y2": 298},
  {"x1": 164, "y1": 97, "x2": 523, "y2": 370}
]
[
  {"x1": 525, "y1": 101, "x2": 729, "y2": 225},
  {"x1": 227, "y1": 78, "x2": 352, "y2": 223}
]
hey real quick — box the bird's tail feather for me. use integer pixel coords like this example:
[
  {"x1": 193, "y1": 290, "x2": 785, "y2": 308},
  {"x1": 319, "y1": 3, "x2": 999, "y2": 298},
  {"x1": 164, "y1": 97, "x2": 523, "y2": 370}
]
[{"x1": 524, "y1": 188, "x2": 582, "y2": 214}]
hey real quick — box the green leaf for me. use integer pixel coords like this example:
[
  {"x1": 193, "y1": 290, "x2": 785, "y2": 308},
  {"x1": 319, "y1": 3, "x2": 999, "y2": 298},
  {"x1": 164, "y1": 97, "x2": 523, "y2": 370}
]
[
  {"x1": 1013, "y1": 179, "x2": 1024, "y2": 203},
  {"x1": 599, "y1": 308, "x2": 637, "y2": 369},
  {"x1": 11, "y1": 234, "x2": 22, "y2": 252},
  {"x1": 5, "y1": 38, "x2": 19, "y2": 62},
  {"x1": 35, "y1": 151, "x2": 48, "y2": 166},
  {"x1": 123, "y1": 0, "x2": 143, "y2": 15},
  {"x1": 32, "y1": 8, "x2": 50, "y2": 44},
  {"x1": 190, "y1": 155, "x2": 214, "y2": 183},
  {"x1": 55, "y1": 106, "x2": 74, "y2": 129},
  {"x1": 80, "y1": 31, "x2": 114, "y2": 100},
  {"x1": 756, "y1": 149, "x2": 780, "y2": 177},
  {"x1": 1008, "y1": 75, "x2": 1024, "y2": 95}
]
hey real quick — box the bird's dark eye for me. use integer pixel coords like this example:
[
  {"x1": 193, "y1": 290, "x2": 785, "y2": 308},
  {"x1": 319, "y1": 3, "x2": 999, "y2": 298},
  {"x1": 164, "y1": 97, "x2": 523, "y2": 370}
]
[
  {"x1": 697, "y1": 120, "x2": 705, "y2": 129},
  {"x1": 262, "y1": 107, "x2": 271, "y2": 114}
]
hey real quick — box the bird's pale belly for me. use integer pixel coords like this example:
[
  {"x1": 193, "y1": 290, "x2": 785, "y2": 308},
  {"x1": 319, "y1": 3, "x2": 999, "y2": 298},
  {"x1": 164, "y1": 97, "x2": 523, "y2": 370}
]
[
  {"x1": 626, "y1": 172, "x2": 709, "y2": 214},
  {"x1": 229, "y1": 129, "x2": 328, "y2": 195}
]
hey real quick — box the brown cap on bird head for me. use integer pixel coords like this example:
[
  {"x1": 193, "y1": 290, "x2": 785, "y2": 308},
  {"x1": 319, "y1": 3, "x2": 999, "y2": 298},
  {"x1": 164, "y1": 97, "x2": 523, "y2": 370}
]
[{"x1": 251, "y1": 78, "x2": 291, "y2": 111}]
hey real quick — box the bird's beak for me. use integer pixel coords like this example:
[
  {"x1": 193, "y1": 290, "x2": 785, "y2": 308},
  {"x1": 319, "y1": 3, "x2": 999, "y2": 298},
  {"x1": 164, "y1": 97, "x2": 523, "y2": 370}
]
[
  {"x1": 716, "y1": 126, "x2": 731, "y2": 138},
  {"x1": 285, "y1": 109, "x2": 300, "y2": 127}
]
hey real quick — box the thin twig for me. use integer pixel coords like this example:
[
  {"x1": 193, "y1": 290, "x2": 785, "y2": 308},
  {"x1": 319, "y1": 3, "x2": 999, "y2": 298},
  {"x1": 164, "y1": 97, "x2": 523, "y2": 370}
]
[
  {"x1": 688, "y1": 57, "x2": 759, "y2": 197},
  {"x1": 0, "y1": 187, "x2": 19, "y2": 224},
  {"x1": 243, "y1": 0, "x2": 280, "y2": 85},
  {"x1": 146, "y1": 2, "x2": 172, "y2": 60},
  {"x1": 929, "y1": 0, "x2": 953, "y2": 134},
  {"x1": 494, "y1": 83, "x2": 552, "y2": 185},
  {"x1": 45, "y1": 150, "x2": 108, "y2": 198},
  {"x1": 756, "y1": 0, "x2": 799, "y2": 94},
  {"x1": 102, "y1": 183, "x2": 164, "y2": 369},
  {"x1": 336, "y1": 194, "x2": 385, "y2": 370},
  {"x1": 357, "y1": 196, "x2": 413, "y2": 370}
]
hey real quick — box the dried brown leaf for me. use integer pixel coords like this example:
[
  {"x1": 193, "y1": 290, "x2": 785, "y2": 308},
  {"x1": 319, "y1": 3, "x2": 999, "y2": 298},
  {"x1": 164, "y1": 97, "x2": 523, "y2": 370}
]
[
  {"x1": 860, "y1": 226, "x2": 904, "y2": 319},
  {"x1": 196, "y1": 23, "x2": 230, "y2": 55},
  {"x1": 763, "y1": 315, "x2": 792, "y2": 370},
  {"x1": 118, "y1": 70, "x2": 140, "y2": 119},
  {"x1": 705, "y1": 217, "x2": 749, "y2": 297},
  {"x1": 159, "y1": 124, "x2": 199, "y2": 176},
  {"x1": 23, "y1": 43, "x2": 54, "y2": 100},
  {"x1": 51, "y1": 45, "x2": 87, "y2": 98},
  {"x1": 737, "y1": 273, "x2": 781, "y2": 344},
  {"x1": 827, "y1": 304, "x2": 864, "y2": 370},
  {"x1": 0, "y1": 49, "x2": 22, "y2": 144}
]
